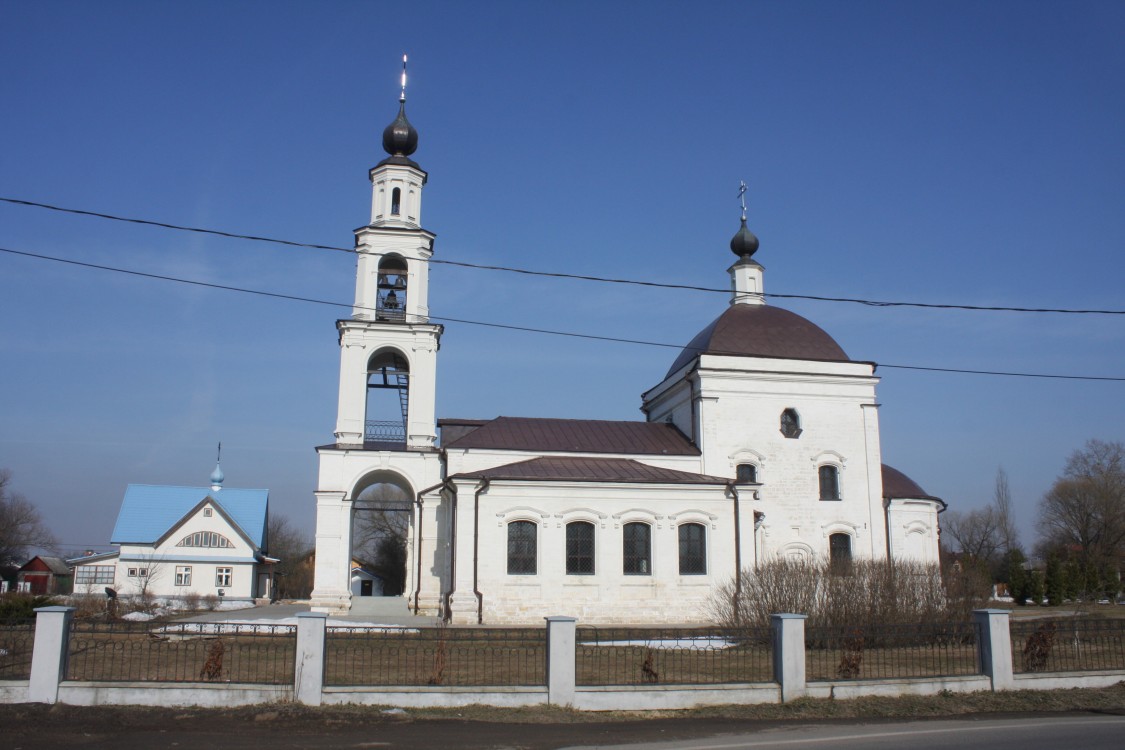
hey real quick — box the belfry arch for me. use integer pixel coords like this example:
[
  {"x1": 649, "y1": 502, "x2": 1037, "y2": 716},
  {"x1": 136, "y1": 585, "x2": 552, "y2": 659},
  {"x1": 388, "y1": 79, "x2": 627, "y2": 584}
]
[{"x1": 366, "y1": 348, "x2": 410, "y2": 444}]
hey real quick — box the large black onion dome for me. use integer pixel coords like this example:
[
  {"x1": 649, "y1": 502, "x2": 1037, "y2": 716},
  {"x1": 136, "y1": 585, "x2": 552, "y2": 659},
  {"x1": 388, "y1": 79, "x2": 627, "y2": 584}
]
[
  {"x1": 730, "y1": 217, "x2": 760, "y2": 258},
  {"x1": 382, "y1": 100, "x2": 418, "y2": 156}
]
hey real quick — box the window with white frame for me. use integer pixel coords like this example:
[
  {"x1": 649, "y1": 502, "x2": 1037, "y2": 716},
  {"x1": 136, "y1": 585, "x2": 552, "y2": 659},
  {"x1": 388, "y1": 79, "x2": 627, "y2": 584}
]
[
  {"x1": 215, "y1": 567, "x2": 232, "y2": 587},
  {"x1": 175, "y1": 566, "x2": 192, "y2": 586},
  {"x1": 75, "y1": 566, "x2": 114, "y2": 585},
  {"x1": 176, "y1": 531, "x2": 234, "y2": 548},
  {"x1": 127, "y1": 567, "x2": 149, "y2": 578}
]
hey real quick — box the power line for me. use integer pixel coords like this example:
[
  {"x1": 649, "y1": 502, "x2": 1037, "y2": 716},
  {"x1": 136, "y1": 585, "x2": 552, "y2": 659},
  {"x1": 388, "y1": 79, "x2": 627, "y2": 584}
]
[
  {"x1": 3, "y1": 244, "x2": 1123, "y2": 383},
  {"x1": 3, "y1": 195, "x2": 1123, "y2": 316}
]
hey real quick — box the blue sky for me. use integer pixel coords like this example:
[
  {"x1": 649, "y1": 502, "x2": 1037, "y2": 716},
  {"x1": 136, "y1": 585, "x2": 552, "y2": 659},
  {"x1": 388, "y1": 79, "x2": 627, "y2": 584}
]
[{"x1": 1, "y1": 0, "x2": 1122, "y2": 555}]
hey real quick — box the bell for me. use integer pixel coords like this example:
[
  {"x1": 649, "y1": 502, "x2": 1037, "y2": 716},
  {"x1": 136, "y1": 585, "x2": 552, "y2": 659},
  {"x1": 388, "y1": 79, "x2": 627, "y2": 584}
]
[{"x1": 384, "y1": 290, "x2": 399, "y2": 309}]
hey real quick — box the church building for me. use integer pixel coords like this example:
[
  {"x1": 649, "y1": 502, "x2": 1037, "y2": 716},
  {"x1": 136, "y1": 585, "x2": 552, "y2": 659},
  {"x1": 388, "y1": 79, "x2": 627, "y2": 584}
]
[{"x1": 310, "y1": 75, "x2": 946, "y2": 624}]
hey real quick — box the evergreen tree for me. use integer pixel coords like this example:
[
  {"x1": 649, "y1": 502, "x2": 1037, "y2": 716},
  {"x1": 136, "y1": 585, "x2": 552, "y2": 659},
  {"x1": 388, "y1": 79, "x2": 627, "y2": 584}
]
[
  {"x1": 1027, "y1": 570, "x2": 1045, "y2": 605},
  {"x1": 1006, "y1": 549, "x2": 1028, "y2": 605},
  {"x1": 1044, "y1": 553, "x2": 1063, "y2": 606}
]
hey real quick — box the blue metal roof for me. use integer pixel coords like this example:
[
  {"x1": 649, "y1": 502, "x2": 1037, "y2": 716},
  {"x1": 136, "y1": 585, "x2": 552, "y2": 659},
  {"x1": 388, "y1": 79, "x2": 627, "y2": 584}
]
[{"x1": 110, "y1": 484, "x2": 269, "y2": 548}]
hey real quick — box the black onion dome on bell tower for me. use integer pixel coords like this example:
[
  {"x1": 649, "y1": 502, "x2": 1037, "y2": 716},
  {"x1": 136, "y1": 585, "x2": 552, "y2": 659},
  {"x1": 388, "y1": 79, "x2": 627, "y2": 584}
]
[
  {"x1": 382, "y1": 100, "x2": 418, "y2": 157},
  {"x1": 730, "y1": 217, "x2": 760, "y2": 259}
]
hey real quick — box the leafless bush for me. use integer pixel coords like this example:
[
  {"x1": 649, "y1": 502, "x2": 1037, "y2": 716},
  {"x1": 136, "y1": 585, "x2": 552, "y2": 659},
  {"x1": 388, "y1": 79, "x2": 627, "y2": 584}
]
[
  {"x1": 707, "y1": 558, "x2": 990, "y2": 629},
  {"x1": 181, "y1": 592, "x2": 201, "y2": 612},
  {"x1": 201, "y1": 594, "x2": 219, "y2": 611}
]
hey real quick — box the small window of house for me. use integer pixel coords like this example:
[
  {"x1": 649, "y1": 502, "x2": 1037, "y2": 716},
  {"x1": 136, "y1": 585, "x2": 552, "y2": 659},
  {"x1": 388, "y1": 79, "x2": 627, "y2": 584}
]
[
  {"x1": 507, "y1": 521, "x2": 537, "y2": 575},
  {"x1": 391, "y1": 187, "x2": 401, "y2": 215},
  {"x1": 203, "y1": 507, "x2": 213, "y2": 517},
  {"x1": 623, "y1": 522, "x2": 651, "y2": 575},
  {"x1": 780, "y1": 409, "x2": 802, "y2": 439},
  {"x1": 566, "y1": 521, "x2": 595, "y2": 575},
  {"x1": 175, "y1": 566, "x2": 192, "y2": 586},
  {"x1": 127, "y1": 567, "x2": 138, "y2": 577},
  {"x1": 736, "y1": 463, "x2": 757, "y2": 483},
  {"x1": 215, "y1": 567, "x2": 232, "y2": 587},
  {"x1": 819, "y1": 465, "x2": 841, "y2": 501},
  {"x1": 678, "y1": 523, "x2": 706, "y2": 575}
]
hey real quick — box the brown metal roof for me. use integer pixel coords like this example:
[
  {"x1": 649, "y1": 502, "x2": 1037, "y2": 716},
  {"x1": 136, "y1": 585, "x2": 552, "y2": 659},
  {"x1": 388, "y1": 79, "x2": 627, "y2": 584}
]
[
  {"x1": 882, "y1": 464, "x2": 945, "y2": 507},
  {"x1": 666, "y1": 304, "x2": 852, "y2": 377},
  {"x1": 454, "y1": 456, "x2": 728, "y2": 484},
  {"x1": 441, "y1": 416, "x2": 700, "y2": 455}
]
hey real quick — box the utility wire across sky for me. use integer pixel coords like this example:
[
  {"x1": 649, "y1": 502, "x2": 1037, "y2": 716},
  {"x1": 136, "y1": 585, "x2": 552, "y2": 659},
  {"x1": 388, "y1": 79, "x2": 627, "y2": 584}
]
[
  {"x1": 3, "y1": 195, "x2": 1124, "y2": 316},
  {"x1": 2, "y1": 244, "x2": 1122, "y2": 383}
]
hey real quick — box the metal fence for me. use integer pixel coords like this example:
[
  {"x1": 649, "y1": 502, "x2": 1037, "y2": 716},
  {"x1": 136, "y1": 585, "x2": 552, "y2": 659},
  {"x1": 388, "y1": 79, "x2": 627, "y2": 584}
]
[
  {"x1": 66, "y1": 621, "x2": 296, "y2": 684},
  {"x1": 805, "y1": 622, "x2": 981, "y2": 681},
  {"x1": 325, "y1": 626, "x2": 546, "y2": 686},
  {"x1": 0, "y1": 619, "x2": 36, "y2": 680},
  {"x1": 576, "y1": 626, "x2": 773, "y2": 686},
  {"x1": 1011, "y1": 618, "x2": 1125, "y2": 674}
]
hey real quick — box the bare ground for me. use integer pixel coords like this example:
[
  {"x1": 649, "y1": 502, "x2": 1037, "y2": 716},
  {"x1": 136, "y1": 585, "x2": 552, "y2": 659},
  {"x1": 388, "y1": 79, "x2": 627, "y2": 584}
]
[{"x1": 1, "y1": 684, "x2": 1123, "y2": 750}]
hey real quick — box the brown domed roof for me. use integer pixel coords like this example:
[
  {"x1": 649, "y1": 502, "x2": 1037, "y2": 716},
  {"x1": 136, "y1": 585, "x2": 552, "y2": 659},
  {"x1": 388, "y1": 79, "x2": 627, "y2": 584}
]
[
  {"x1": 666, "y1": 304, "x2": 850, "y2": 377},
  {"x1": 881, "y1": 464, "x2": 945, "y2": 507}
]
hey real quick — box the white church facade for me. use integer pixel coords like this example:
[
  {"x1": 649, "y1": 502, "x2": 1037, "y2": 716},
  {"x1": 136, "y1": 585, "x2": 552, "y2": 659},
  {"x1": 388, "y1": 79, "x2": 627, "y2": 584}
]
[{"x1": 310, "y1": 79, "x2": 946, "y2": 624}]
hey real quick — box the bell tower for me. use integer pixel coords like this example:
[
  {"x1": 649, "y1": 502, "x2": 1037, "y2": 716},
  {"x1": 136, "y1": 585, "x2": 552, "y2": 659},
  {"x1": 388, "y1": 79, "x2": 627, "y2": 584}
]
[{"x1": 334, "y1": 57, "x2": 441, "y2": 450}]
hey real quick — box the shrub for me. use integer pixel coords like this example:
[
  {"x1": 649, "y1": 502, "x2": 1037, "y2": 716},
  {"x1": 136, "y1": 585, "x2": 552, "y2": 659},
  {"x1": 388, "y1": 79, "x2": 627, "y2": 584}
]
[
  {"x1": 181, "y1": 592, "x2": 202, "y2": 612},
  {"x1": 201, "y1": 593, "x2": 219, "y2": 611},
  {"x1": 0, "y1": 593, "x2": 55, "y2": 622},
  {"x1": 707, "y1": 558, "x2": 990, "y2": 630}
]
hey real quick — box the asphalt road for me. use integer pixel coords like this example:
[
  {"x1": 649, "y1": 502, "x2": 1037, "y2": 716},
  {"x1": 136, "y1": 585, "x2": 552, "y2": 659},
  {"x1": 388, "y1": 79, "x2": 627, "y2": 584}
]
[
  {"x1": 5, "y1": 713, "x2": 1125, "y2": 750},
  {"x1": 561, "y1": 715, "x2": 1125, "y2": 750}
]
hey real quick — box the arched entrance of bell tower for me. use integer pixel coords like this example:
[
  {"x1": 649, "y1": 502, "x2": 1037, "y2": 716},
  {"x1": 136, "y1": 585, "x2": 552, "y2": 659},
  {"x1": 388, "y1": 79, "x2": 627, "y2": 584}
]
[{"x1": 349, "y1": 470, "x2": 415, "y2": 601}]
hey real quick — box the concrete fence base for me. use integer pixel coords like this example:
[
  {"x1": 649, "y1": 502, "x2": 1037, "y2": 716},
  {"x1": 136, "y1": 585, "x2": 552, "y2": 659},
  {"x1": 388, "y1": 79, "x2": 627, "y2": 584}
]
[{"x1": 5, "y1": 606, "x2": 1121, "y2": 711}]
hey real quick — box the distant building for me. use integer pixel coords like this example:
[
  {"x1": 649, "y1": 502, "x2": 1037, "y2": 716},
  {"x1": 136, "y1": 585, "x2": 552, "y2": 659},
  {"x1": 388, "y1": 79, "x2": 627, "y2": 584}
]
[
  {"x1": 16, "y1": 556, "x2": 72, "y2": 595},
  {"x1": 69, "y1": 465, "x2": 275, "y2": 601},
  {"x1": 310, "y1": 82, "x2": 946, "y2": 623}
]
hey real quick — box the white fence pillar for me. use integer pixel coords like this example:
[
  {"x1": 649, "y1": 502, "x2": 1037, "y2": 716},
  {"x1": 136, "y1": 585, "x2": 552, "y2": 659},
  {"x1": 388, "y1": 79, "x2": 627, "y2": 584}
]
[
  {"x1": 974, "y1": 608, "x2": 1013, "y2": 691},
  {"x1": 294, "y1": 612, "x2": 328, "y2": 705},
  {"x1": 29, "y1": 606, "x2": 75, "y2": 704},
  {"x1": 771, "y1": 613, "x2": 807, "y2": 702},
  {"x1": 545, "y1": 616, "x2": 577, "y2": 706}
]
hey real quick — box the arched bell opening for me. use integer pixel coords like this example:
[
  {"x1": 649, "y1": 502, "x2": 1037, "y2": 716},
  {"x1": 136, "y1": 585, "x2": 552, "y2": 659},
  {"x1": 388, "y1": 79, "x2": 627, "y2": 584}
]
[
  {"x1": 376, "y1": 255, "x2": 408, "y2": 321},
  {"x1": 350, "y1": 471, "x2": 415, "y2": 598},
  {"x1": 366, "y1": 349, "x2": 409, "y2": 444}
]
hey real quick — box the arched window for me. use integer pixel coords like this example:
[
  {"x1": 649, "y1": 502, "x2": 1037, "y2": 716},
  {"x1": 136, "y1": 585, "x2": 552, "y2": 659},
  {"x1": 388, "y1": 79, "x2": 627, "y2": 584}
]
[
  {"x1": 391, "y1": 187, "x2": 401, "y2": 215},
  {"x1": 622, "y1": 522, "x2": 651, "y2": 575},
  {"x1": 507, "y1": 521, "x2": 537, "y2": 575},
  {"x1": 566, "y1": 521, "x2": 595, "y2": 575},
  {"x1": 736, "y1": 463, "x2": 757, "y2": 483},
  {"x1": 176, "y1": 531, "x2": 234, "y2": 549},
  {"x1": 678, "y1": 523, "x2": 706, "y2": 575},
  {"x1": 366, "y1": 350, "x2": 409, "y2": 443},
  {"x1": 780, "y1": 408, "x2": 802, "y2": 439},
  {"x1": 829, "y1": 533, "x2": 852, "y2": 571},
  {"x1": 819, "y1": 465, "x2": 841, "y2": 501},
  {"x1": 376, "y1": 255, "x2": 408, "y2": 321}
]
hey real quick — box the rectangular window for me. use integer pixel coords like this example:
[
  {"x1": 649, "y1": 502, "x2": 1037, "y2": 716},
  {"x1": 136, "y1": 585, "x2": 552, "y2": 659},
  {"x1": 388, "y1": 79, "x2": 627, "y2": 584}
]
[
  {"x1": 127, "y1": 567, "x2": 138, "y2": 577},
  {"x1": 175, "y1": 566, "x2": 192, "y2": 586},
  {"x1": 215, "y1": 567, "x2": 232, "y2": 587},
  {"x1": 506, "y1": 521, "x2": 537, "y2": 575},
  {"x1": 623, "y1": 523, "x2": 651, "y2": 575},
  {"x1": 678, "y1": 523, "x2": 707, "y2": 575},
  {"x1": 75, "y1": 566, "x2": 115, "y2": 585},
  {"x1": 566, "y1": 522, "x2": 595, "y2": 575},
  {"x1": 203, "y1": 507, "x2": 213, "y2": 517},
  {"x1": 138, "y1": 568, "x2": 148, "y2": 578},
  {"x1": 819, "y1": 465, "x2": 841, "y2": 501}
]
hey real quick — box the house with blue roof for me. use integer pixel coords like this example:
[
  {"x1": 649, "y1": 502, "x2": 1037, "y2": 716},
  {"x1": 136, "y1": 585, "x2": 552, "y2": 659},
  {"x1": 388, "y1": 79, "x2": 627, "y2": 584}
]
[{"x1": 69, "y1": 463, "x2": 275, "y2": 602}]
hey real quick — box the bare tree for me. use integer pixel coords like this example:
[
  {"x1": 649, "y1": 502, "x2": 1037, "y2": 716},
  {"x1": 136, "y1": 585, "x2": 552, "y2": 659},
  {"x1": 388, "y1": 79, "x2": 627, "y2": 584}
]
[
  {"x1": 266, "y1": 514, "x2": 313, "y2": 600},
  {"x1": 993, "y1": 467, "x2": 1020, "y2": 554},
  {"x1": 0, "y1": 469, "x2": 56, "y2": 564},
  {"x1": 942, "y1": 506, "x2": 1002, "y2": 563},
  {"x1": 1038, "y1": 439, "x2": 1125, "y2": 571}
]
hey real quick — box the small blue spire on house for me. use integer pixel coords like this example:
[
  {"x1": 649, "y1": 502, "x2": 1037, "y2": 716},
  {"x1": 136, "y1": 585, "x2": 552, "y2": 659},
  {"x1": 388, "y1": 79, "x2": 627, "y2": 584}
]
[{"x1": 210, "y1": 442, "x2": 224, "y2": 491}]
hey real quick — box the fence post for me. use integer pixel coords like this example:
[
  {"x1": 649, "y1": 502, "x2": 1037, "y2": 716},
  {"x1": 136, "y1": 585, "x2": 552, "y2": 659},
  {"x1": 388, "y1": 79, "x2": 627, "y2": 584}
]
[
  {"x1": 771, "y1": 613, "x2": 807, "y2": 702},
  {"x1": 294, "y1": 612, "x2": 328, "y2": 705},
  {"x1": 545, "y1": 616, "x2": 577, "y2": 706},
  {"x1": 973, "y1": 608, "x2": 1013, "y2": 691},
  {"x1": 29, "y1": 606, "x2": 75, "y2": 704}
]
